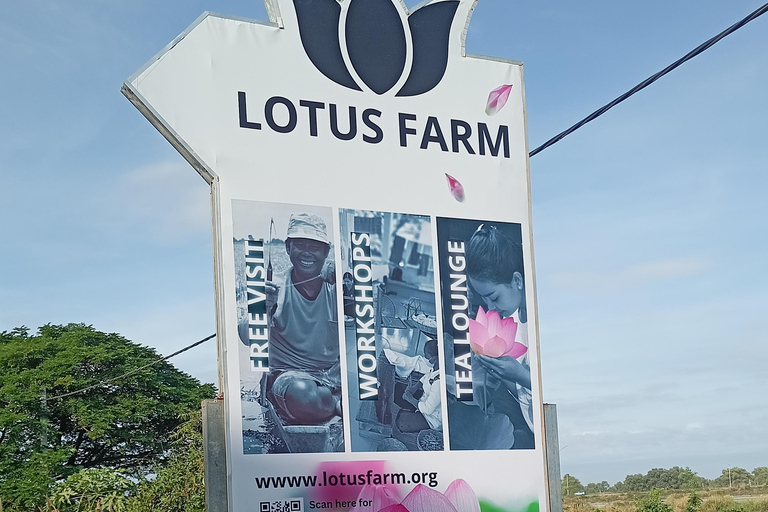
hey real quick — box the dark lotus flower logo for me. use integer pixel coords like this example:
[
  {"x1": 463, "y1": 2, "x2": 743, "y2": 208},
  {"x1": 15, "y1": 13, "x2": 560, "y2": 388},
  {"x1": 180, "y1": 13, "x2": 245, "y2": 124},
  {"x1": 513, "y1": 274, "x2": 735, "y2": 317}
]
[{"x1": 293, "y1": 0, "x2": 460, "y2": 96}]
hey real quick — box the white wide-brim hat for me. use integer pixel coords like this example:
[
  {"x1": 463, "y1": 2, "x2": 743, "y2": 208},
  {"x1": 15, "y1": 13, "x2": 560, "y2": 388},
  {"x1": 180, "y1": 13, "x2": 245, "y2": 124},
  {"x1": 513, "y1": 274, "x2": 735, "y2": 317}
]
[{"x1": 286, "y1": 213, "x2": 330, "y2": 245}]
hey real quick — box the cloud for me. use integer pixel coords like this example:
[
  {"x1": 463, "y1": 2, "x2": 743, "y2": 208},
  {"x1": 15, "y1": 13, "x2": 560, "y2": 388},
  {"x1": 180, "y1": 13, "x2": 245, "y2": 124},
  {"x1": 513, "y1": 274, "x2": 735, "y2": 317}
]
[
  {"x1": 548, "y1": 257, "x2": 711, "y2": 292},
  {"x1": 93, "y1": 160, "x2": 211, "y2": 243},
  {"x1": 560, "y1": 419, "x2": 768, "y2": 481},
  {"x1": 571, "y1": 430, "x2": 607, "y2": 437}
]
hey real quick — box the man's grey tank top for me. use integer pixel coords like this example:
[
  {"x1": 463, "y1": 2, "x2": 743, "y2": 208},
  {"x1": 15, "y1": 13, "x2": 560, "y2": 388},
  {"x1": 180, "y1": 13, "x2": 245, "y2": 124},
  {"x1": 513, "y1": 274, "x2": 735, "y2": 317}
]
[{"x1": 269, "y1": 271, "x2": 339, "y2": 372}]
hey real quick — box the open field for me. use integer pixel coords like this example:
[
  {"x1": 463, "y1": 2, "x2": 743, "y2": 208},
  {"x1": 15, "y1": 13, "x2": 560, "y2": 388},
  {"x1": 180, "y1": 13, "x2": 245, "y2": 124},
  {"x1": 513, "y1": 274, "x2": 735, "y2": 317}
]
[{"x1": 564, "y1": 488, "x2": 768, "y2": 512}]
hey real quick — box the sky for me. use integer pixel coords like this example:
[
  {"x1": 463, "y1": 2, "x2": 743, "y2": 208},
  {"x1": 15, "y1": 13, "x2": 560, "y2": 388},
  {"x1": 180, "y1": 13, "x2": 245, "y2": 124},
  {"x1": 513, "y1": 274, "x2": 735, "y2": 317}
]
[{"x1": 2, "y1": 0, "x2": 767, "y2": 485}]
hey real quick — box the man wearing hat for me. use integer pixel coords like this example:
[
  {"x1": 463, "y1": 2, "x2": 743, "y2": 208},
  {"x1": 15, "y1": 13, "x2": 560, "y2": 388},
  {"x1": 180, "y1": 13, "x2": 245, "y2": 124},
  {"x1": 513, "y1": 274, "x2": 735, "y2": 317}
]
[{"x1": 267, "y1": 213, "x2": 342, "y2": 426}]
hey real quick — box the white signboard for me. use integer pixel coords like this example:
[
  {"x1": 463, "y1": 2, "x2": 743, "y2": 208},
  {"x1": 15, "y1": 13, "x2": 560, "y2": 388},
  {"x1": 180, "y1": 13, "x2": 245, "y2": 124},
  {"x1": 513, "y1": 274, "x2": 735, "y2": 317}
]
[{"x1": 124, "y1": 0, "x2": 548, "y2": 511}]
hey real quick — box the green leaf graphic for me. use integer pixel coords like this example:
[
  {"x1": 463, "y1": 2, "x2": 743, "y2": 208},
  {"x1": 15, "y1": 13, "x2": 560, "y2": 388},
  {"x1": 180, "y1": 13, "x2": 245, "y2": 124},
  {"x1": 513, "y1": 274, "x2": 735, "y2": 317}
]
[
  {"x1": 479, "y1": 500, "x2": 540, "y2": 512},
  {"x1": 480, "y1": 501, "x2": 509, "y2": 512}
]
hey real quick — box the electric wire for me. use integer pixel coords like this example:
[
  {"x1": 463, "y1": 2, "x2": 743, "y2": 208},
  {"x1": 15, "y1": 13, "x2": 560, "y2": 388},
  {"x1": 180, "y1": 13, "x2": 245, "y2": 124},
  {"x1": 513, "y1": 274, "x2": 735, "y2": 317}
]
[
  {"x1": 44, "y1": 3, "x2": 768, "y2": 402},
  {"x1": 45, "y1": 334, "x2": 216, "y2": 401},
  {"x1": 45, "y1": 271, "x2": 327, "y2": 401},
  {"x1": 529, "y1": 1, "x2": 768, "y2": 158}
]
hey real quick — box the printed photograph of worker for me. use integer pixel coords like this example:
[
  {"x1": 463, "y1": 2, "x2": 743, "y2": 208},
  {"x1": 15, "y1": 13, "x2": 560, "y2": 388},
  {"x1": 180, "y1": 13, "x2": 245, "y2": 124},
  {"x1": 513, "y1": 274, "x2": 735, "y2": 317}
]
[
  {"x1": 233, "y1": 200, "x2": 344, "y2": 454},
  {"x1": 338, "y1": 209, "x2": 444, "y2": 453}
]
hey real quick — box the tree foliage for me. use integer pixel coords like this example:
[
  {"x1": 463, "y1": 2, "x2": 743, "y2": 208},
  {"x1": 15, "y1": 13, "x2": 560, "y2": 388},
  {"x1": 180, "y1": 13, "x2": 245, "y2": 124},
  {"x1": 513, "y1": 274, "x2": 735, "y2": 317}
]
[
  {"x1": 752, "y1": 467, "x2": 768, "y2": 486},
  {"x1": 49, "y1": 468, "x2": 135, "y2": 512},
  {"x1": 562, "y1": 474, "x2": 584, "y2": 496},
  {"x1": 685, "y1": 492, "x2": 702, "y2": 512},
  {"x1": 0, "y1": 324, "x2": 215, "y2": 509},
  {"x1": 713, "y1": 467, "x2": 752, "y2": 488},
  {"x1": 577, "y1": 464, "x2": 768, "y2": 496},
  {"x1": 636, "y1": 489, "x2": 673, "y2": 512},
  {"x1": 585, "y1": 481, "x2": 610, "y2": 494},
  {"x1": 609, "y1": 467, "x2": 706, "y2": 493},
  {"x1": 127, "y1": 411, "x2": 206, "y2": 512}
]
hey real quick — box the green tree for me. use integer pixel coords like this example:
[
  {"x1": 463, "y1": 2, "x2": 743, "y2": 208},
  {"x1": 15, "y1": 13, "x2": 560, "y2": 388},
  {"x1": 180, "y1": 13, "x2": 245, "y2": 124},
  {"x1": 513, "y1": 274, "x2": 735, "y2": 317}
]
[
  {"x1": 752, "y1": 467, "x2": 768, "y2": 486},
  {"x1": 646, "y1": 467, "x2": 705, "y2": 490},
  {"x1": 645, "y1": 469, "x2": 675, "y2": 490},
  {"x1": 612, "y1": 467, "x2": 706, "y2": 493},
  {"x1": 0, "y1": 324, "x2": 215, "y2": 509},
  {"x1": 610, "y1": 481, "x2": 626, "y2": 493},
  {"x1": 127, "y1": 412, "x2": 206, "y2": 512},
  {"x1": 674, "y1": 467, "x2": 706, "y2": 490},
  {"x1": 585, "y1": 481, "x2": 610, "y2": 494},
  {"x1": 50, "y1": 468, "x2": 135, "y2": 512},
  {"x1": 684, "y1": 492, "x2": 702, "y2": 512},
  {"x1": 562, "y1": 474, "x2": 584, "y2": 496},
  {"x1": 713, "y1": 467, "x2": 751, "y2": 488},
  {"x1": 636, "y1": 489, "x2": 673, "y2": 512},
  {"x1": 0, "y1": 449, "x2": 72, "y2": 511},
  {"x1": 623, "y1": 473, "x2": 650, "y2": 492}
]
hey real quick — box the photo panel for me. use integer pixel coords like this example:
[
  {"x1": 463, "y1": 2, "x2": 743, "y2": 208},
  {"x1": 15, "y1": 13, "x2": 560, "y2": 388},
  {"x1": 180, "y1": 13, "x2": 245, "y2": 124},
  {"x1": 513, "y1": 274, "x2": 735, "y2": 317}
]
[
  {"x1": 233, "y1": 200, "x2": 344, "y2": 454},
  {"x1": 338, "y1": 209, "x2": 444, "y2": 452},
  {"x1": 436, "y1": 217, "x2": 535, "y2": 450}
]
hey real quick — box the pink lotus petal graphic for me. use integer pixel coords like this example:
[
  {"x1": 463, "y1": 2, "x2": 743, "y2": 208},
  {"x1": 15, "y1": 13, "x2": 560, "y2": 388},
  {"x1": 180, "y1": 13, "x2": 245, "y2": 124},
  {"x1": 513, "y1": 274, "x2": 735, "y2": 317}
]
[
  {"x1": 485, "y1": 84, "x2": 513, "y2": 116},
  {"x1": 484, "y1": 306, "x2": 503, "y2": 335},
  {"x1": 483, "y1": 335, "x2": 508, "y2": 358},
  {"x1": 495, "y1": 318, "x2": 519, "y2": 348},
  {"x1": 367, "y1": 480, "x2": 483, "y2": 512},
  {"x1": 475, "y1": 305, "x2": 487, "y2": 325},
  {"x1": 503, "y1": 340, "x2": 528, "y2": 359},
  {"x1": 468, "y1": 318, "x2": 491, "y2": 355},
  {"x1": 353, "y1": 485, "x2": 401, "y2": 512},
  {"x1": 445, "y1": 479, "x2": 482, "y2": 512},
  {"x1": 378, "y1": 505, "x2": 410, "y2": 512},
  {"x1": 445, "y1": 173, "x2": 465, "y2": 202},
  {"x1": 400, "y1": 484, "x2": 459, "y2": 512}
]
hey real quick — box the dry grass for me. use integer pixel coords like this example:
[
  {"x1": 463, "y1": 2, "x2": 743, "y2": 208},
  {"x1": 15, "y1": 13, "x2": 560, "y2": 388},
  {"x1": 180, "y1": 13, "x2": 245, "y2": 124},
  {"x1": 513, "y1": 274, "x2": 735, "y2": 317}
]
[{"x1": 564, "y1": 488, "x2": 768, "y2": 512}]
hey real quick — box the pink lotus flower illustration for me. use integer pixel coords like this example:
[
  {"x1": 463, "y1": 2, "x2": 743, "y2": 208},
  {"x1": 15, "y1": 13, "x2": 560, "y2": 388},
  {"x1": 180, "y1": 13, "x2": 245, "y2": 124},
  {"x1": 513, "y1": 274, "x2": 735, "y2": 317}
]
[
  {"x1": 468, "y1": 306, "x2": 527, "y2": 359},
  {"x1": 355, "y1": 479, "x2": 481, "y2": 512}
]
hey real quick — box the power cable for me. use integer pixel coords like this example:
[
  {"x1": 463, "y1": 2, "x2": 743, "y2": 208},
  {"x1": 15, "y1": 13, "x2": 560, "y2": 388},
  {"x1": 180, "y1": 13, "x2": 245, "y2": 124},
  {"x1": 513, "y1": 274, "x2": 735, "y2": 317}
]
[
  {"x1": 529, "y1": 2, "x2": 768, "y2": 158},
  {"x1": 43, "y1": 4, "x2": 768, "y2": 402},
  {"x1": 45, "y1": 333, "x2": 216, "y2": 401}
]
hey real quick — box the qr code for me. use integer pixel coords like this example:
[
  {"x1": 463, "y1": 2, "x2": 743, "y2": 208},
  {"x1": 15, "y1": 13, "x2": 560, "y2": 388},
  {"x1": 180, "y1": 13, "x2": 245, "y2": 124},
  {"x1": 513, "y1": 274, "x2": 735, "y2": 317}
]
[{"x1": 259, "y1": 498, "x2": 303, "y2": 512}]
